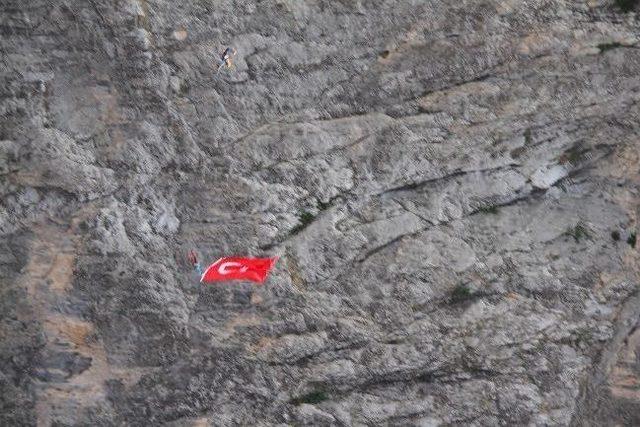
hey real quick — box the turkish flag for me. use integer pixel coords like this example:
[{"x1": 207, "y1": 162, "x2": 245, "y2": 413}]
[{"x1": 201, "y1": 257, "x2": 278, "y2": 284}]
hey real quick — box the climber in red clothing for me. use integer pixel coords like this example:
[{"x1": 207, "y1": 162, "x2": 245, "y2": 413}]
[{"x1": 188, "y1": 250, "x2": 203, "y2": 276}]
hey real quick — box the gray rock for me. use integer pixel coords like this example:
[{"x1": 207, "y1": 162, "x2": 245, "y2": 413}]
[
  {"x1": 531, "y1": 164, "x2": 569, "y2": 189},
  {"x1": 1, "y1": 0, "x2": 639, "y2": 425}
]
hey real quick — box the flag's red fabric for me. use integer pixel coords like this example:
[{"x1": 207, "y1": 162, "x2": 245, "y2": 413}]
[{"x1": 201, "y1": 257, "x2": 278, "y2": 284}]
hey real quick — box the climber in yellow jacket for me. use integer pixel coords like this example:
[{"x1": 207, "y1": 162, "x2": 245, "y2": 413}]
[{"x1": 215, "y1": 47, "x2": 237, "y2": 74}]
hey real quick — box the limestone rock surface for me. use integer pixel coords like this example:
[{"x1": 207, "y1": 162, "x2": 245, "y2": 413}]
[{"x1": 1, "y1": 0, "x2": 640, "y2": 425}]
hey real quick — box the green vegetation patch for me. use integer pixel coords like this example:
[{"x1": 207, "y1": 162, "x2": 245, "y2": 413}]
[
  {"x1": 316, "y1": 199, "x2": 332, "y2": 211},
  {"x1": 598, "y1": 42, "x2": 624, "y2": 53},
  {"x1": 478, "y1": 204, "x2": 499, "y2": 214},
  {"x1": 565, "y1": 222, "x2": 591, "y2": 243},
  {"x1": 290, "y1": 210, "x2": 315, "y2": 235},
  {"x1": 559, "y1": 146, "x2": 584, "y2": 166},
  {"x1": 510, "y1": 146, "x2": 527, "y2": 159},
  {"x1": 290, "y1": 390, "x2": 329, "y2": 405},
  {"x1": 616, "y1": 0, "x2": 639, "y2": 12},
  {"x1": 450, "y1": 283, "x2": 474, "y2": 304},
  {"x1": 298, "y1": 210, "x2": 314, "y2": 225},
  {"x1": 627, "y1": 232, "x2": 637, "y2": 248}
]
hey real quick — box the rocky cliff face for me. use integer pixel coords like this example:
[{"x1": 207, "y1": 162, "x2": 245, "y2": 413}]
[{"x1": 1, "y1": 0, "x2": 639, "y2": 425}]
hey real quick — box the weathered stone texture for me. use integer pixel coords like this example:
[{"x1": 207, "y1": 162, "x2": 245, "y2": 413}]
[{"x1": 1, "y1": 0, "x2": 639, "y2": 425}]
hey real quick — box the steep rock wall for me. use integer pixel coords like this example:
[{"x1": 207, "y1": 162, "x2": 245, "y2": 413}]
[{"x1": 1, "y1": 0, "x2": 640, "y2": 425}]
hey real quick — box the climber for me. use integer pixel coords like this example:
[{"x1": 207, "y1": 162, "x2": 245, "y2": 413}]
[
  {"x1": 215, "y1": 47, "x2": 237, "y2": 74},
  {"x1": 188, "y1": 250, "x2": 203, "y2": 276}
]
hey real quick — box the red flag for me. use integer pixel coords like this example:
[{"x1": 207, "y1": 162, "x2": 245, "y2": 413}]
[{"x1": 201, "y1": 257, "x2": 278, "y2": 284}]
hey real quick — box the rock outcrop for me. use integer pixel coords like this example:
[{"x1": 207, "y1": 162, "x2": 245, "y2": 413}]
[{"x1": 1, "y1": 0, "x2": 639, "y2": 425}]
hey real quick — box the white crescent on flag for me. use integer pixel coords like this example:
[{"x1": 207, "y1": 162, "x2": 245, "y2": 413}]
[{"x1": 218, "y1": 262, "x2": 248, "y2": 275}]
